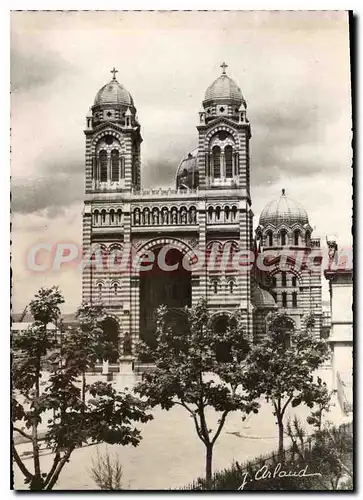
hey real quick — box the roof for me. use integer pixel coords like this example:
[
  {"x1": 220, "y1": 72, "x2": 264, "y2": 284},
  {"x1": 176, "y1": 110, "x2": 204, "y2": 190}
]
[
  {"x1": 94, "y1": 79, "x2": 134, "y2": 107},
  {"x1": 259, "y1": 189, "x2": 309, "y2": 227},
  {"x1": 251, "y1": 286, "x2": 277, "y2": 309}
]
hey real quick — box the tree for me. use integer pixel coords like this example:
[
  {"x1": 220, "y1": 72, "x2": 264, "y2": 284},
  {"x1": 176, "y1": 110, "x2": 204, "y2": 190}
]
[
  {"x1": 90, "y1": 447, "x2": 124, "y2": 490},
  {"x1": 135, "y1": 299, "x2": 259, "y2": 488},
  {"x1": 244, "y1": 313, "x2": 330, "y2": 461},
  {"x1": 12, "y1": 287, "x2": 153, "y2": 490}
]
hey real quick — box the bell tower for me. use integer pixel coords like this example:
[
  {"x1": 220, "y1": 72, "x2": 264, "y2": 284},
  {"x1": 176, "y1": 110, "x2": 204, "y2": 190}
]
[
  {"x1": 197, "y1": 62, "x2": 251, "y2": 196},
  {"x1": 84, "y1": 68, "x2": 142, "y2": 194}
]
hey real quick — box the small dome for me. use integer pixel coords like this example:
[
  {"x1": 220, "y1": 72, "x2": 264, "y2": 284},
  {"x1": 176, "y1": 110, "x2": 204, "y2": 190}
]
[
  {"x1": 259, "y1": 189, "x2": 309, "y2": 227},
  {"x1": 94, "y1": 79, "x2": 134, "y2": 107},
  {"x1": 176, "y1": 148, "x2": 199, "y2": 189},
  {"x1": 252, "y1": 286, "x2": 277, "y2": 309},
  {"x1": 204, "y1": 74, "x2": 243, "y2": 104}
]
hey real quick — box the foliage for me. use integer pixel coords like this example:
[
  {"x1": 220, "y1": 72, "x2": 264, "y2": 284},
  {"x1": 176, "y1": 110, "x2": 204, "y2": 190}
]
[
  {"x1": 12, "y1": 287, "x2": 153, "y2": 491},
  {"x1": 181, "y1": 423, "x2": 353, "y2": 491},
  {"x1": 135, "y1": 299, "x2": 259, "y2": 487},
  {"x1": 90, "y1": 447, "x2": 123, "y2": 490},
  {"x1": 244, "y1": 313, "x2": 330, "y2": 459}
]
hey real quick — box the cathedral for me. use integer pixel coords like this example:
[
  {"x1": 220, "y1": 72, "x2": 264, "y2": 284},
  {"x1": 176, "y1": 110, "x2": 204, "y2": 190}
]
[{"x1": 82, "y1": 65, "x2": 322, "y2": 362}]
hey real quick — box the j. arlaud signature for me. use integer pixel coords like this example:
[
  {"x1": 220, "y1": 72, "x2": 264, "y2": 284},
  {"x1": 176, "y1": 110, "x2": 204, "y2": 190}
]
[{"x1": 238, "y1": 463, "x2": 322, "y2": 490}]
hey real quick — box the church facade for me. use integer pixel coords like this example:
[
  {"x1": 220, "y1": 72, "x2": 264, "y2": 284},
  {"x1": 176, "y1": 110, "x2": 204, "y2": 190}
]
[{"x1": 82, "y1": 65, "x2": 322, "y2": 360}]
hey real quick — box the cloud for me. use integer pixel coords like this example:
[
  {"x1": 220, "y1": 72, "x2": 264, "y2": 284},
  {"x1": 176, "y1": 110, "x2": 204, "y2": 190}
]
[{"x1": 11, "y1": 174, "x2": 83, "y2": 216}]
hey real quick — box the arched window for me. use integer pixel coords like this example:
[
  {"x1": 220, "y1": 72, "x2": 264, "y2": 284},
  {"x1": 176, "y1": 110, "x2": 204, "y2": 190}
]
[
  {"x1": 212, "y1": 146, "x2": 221, "y2": 178},
  {"x1": 225, "y1": 145, "x2": 233, "y2": 178},
  {"x1": 292, "y1": 276, "x2": 297, "y2": 287},
  {"x1": 306, "y1": 230, "x2": 311, "y2": 245},
  {"x1": 93, "y1": 210, "x2": 99, "y2": 225},
  {"x1": 215, "y1": 206, "x2": 221, "y2": 221},
  {"x1": 101, "y1": 209, "x2": 106, "y2": 225},
  {"x1": 99, "y1": 150, "x2": 108, "y2": 182},
  {"x1": 213, "y1": 280, "x2": 219, "y2": 294},
  {"x1": 113, "y1": 283, "x2": 118, "y2": 296},
  {"x1": 117, "y1": 209, "x2": 122, "y2": 224},
  {"x1": 229, "y1": 280, "x2": 235, "y2": 294},
  {"x1": 208, "y1": 206, "x2": 214, "y2": 222},
  {"x1": 266, "y1": 231, "x2": 273, "y2": 247},
  {"x1": 225, "y1": 206, "x2": 230, "y2": 221},
  {"x1": 292, "y1": 291, "x2": 298, "y2": 308},
  {"x1": 98, "y1": 283, "x2": 103, "y2": 300},
  {"x1": 294, "y1": 230, "x2": 300, "y2": 246},
  {"x1": 111, "y1": 150, "x2": 119, "y2": 182},
  {"x1": 110, "y1": 209, "x2": 115, "y2": 224},
  {"x1": 281, "y1": 271, "x2": 287, "y2": 287},
  {"x1": 143, "y1": 208, "x2": 150, "y2": 225},
  {"x1": 280, "y1": 230, "x2": 287, "y2": 246},
  {"x1": 282, "y1": 292, "x2": 287, "y2": 308}
]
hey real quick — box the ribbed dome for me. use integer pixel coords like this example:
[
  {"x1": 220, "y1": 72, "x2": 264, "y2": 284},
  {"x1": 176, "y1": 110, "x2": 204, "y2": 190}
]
[
  {"x1": 94, "y1": 79, "x2": 134, "y2": 107},
  {"x1": 259, "y1": 190, "x2": 309, "y2": 227},
  {"x1": 251, "y1": 286, "x2": 277, "y2": 309},
  {"x1": 204, "y1": 74, "x2": 243, "y2": 104},
  {"x1": 176, "y1": 148, "x2": 199, "y2": 189}
]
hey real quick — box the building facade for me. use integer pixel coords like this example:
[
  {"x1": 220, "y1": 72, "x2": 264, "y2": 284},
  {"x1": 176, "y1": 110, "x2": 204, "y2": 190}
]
[{"x1": 82, "y1": 65, "x2": 322, "y2": 360}]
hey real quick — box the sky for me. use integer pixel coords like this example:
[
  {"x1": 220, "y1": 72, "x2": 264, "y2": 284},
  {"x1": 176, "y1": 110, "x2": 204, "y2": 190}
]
[{"x1": 11, "y1": 10, "x2": 352, "y2": 313}]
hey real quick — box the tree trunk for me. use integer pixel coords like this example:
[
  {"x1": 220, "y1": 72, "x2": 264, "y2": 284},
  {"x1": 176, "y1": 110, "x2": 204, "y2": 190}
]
[
  {"x1": 277, "y1": 416, "x2": 284, "y2": 463},
  {"x1": 82, "y1": 371, "x2": 86, "y2": 406},
  {"x1": 205, "y1": 444, "x2": 213, "y2": 489}
]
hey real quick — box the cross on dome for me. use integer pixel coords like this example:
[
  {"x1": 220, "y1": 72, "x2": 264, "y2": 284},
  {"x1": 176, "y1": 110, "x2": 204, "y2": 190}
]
[
  {"x1": 220, "y1": 62, "x2": 228, "y2": 74},
  {"x1": 110, "y1": 67, "x2": 118, "y2": 80}
]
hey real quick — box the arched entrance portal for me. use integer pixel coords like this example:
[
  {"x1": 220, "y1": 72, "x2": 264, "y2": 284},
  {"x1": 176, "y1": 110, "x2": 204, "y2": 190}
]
[
  {"x1": 139, "y1": 246, "x2": 191, "y2": 349},
  {"x1": 270, "y1": 316, "x2": 294, "y2": 348},
  {"x1": 101, "y1": 317, "x2": 119, "y2": 363},
  {"x1": 212, "y1": 314, "x2": 235, "y2": 363}
]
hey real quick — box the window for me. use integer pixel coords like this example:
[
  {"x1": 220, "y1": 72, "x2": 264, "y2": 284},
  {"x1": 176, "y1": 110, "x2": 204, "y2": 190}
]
[
  {"x1": 280, "y1": 230, "x2": 287, "y2": 246},
  {"x1": 213, "y1": 280, "x2": 218, "y2": 294},
  {"x1": 225, "y1": 206, "x2": 230, "y2": 221},
  {"x1": 208, "y1": 206, "x2": 214, "y2": 222},
  {"x1": 292, "y1": 292, "x2": 298, "y2": 308},
  {"x1": 117, "y1": 209, "x2": 122, "y2": 224},
  {"x1": 111, "y1": 150, "x2": 119, "y2": 182},
  {"x1": 229, "y1": 280, "x2": 235, "y2": 294},
  {"x1": 113, "y1": 283, "x2": 118, "y2": 296},
  {"x1": 215, "y1": 206, "x2": 221, "y2": 221},
  {"x1": 282, "y1": 292, "x2": 287, "y2": 308},
  {"x1": 101, "y1": 210, "x2": 106, "y2": 224},
  {"x1": 110, "y1": 209, "x2": 115, "y2": 224},
  {"x1": 294, "y1": 230, "x2": 300, "y2": 246},
  {"x1": 212, "y1": 146, "x2": 221, "y2": 178},
  {"x1": 225, "y1": 145, "x2": 233, "y2": 178},
  {"x1": 93, "y1": 210, "x2": 99, "y2": 225},
  {"x1": 98, "y1": 283, "x2": 103, "y2": 300},
  {"x1": 99, "y1": 150, "x2": 108, "y2": 182},
  {"x1": 306, "y1": 231, "x2": 311, "y2": 245},
  {"x1": 292, "y1": 276, "x2": 297, "y2": 287},
  {"x1": 266, "y1": 231, "x2": 273, "y2": 247},
  {"x1": 281, "y1": 271, "x2": 287, "y2": 287},
  {"x1": 272, "y1": 276, "x2": 277, "y2": 287},
  {"x1": 120, "y1": 157, "x2": 125, "y2": 179}
]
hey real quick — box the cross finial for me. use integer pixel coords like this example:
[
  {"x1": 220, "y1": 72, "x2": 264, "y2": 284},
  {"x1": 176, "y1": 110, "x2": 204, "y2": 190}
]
[
  {"x1": 110, "y1": 67, "x2": 118, "y2": 81},
  {"x1": 220, "y1": 62, "x2": 228, "y2": 74}
]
